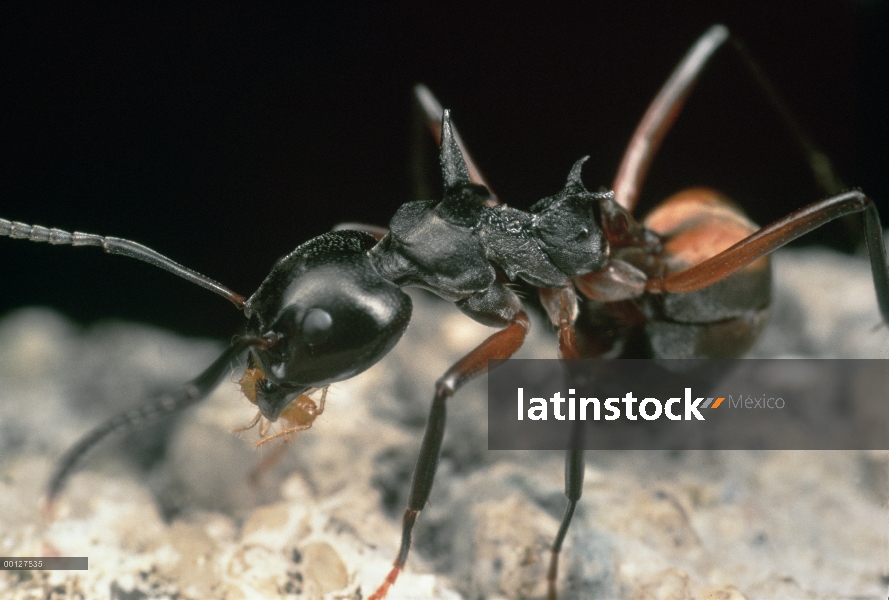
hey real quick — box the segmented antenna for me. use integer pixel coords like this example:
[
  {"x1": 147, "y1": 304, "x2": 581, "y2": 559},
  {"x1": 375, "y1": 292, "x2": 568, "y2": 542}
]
[
  {"x1": 45, "y1": 335, "x2": 269, "y2": 504},
  {"x1": 0, "y1": 218, "x2": 246, "y2": 310}
]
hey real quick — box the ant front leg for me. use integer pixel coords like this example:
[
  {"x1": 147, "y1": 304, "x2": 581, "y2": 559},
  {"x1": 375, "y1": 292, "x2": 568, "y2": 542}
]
[{"x1": 369, "y1": 309, "x2": 530, "y2": 600}]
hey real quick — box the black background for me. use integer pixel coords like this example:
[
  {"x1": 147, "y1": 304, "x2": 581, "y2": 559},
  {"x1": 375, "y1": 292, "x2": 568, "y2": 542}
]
[{"x1": 1, "y1": 1, "x2": 886, "y2": 337}]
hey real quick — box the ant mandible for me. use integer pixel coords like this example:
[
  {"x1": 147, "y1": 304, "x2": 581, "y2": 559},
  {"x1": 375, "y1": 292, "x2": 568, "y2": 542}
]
[{"x1": 1, "y1": 25, "x2": 887, "y2": 600}]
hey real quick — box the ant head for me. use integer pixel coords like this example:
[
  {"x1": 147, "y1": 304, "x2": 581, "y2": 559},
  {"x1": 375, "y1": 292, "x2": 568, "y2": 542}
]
[{"x1": 243, "y1": 230, "x2": 412, "y2": 420}]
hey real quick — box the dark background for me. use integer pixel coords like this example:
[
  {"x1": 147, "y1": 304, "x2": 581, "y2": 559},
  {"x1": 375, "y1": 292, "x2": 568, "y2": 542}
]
[{"x1": 1, "y1": 1, "x2": 886, "y2": 338}]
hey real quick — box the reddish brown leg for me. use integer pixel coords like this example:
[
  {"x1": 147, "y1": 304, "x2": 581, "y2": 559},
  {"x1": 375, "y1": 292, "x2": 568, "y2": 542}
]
[
  {"x1": 646, "y1": 191, "x2": 889, "y2": 323},
  {"x1": 413, "y1": 84, "x2": 499, "y2": 205},
  {"x1": 539, "y1": 286, "x2": 580, "y2": 359},
  {"x1": 613, "y1": 25, "x2": 844, "y2": 213},
  {"x1": 556, "y1": 290, "x2": 580, "y2": 360},
  {"x1": 368, "y1": 312, "x2": 530, "y2": 600},
  {"x1": 538, "y1": 287, "x2": 584, "y2": 600},
  {"x1": 613, "y1": 25, "x2": 730, "y2": 211}
]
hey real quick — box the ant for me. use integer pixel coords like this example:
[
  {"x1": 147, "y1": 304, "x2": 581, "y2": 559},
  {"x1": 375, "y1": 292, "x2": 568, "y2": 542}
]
[{"x1": 1, "y1": 24, "x2": 887, "y2": 599}]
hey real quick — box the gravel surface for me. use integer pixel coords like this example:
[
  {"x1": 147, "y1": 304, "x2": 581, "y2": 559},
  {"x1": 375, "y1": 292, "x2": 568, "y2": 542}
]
[{"x1": 0, "y1": 246, "x2": 887, "y2": 599}]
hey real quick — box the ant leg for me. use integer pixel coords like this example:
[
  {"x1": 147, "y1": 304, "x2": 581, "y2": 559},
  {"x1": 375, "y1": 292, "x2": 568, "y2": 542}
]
[
  {"x1": 368, "y1": 311, "x2": 530, "y2": 600},
  {"x1": 247, "y1": 386, "x2": 328, "y2": 483},
  {"x1": 614, "y1": 25, "x2": 844, "y2": 212},
  {"x1": 232, "y1": 411, "x2": 262, "y2": 433},
  {"x1": 728, "y1": 36, "x2": 845, "y2": 195},
  {"x1": 0, "y1": 218, "x2": 246, "y2": 309},
  {"x1": 538, "y1": 286, "x2": 580, "y2": 359},
  {"x1": 547, "y1": 431, "x2": 585, "y2": 600},
  {"x1": 46, "y1": 335, "x2": 270, "y2": 506},
  {"x1": 613, "y1": 25, "x2": 729, "y2": 211},
  {"x1": 538, "y1": 286, "x2": 584, "y2": 599},
  {"x1": 256, "y1": 387, "x2": 328, "y2": 447},
  {"x1": 413, "y1": 84, "x2": 499, "y2": 204},
  {"x1": 254, "y1": 423, "x2": 311, "y2": 447},
  {"x1": 646, "y1": 191, "x2": 889, "y2": 323}
]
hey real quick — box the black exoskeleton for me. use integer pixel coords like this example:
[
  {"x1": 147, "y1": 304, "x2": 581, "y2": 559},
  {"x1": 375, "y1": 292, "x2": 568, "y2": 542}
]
[
  {"x1": 245, "y1": 111, "x2": 616, "y2": 420},
  {"x1": 243, "y1": 229, "x2": 412, "y2": 421},
  {"x1": 373, "y1": 115, "x2": 611, "y2": 326}
]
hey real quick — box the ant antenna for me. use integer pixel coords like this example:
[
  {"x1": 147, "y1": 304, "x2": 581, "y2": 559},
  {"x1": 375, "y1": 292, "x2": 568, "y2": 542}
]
[
  {"x1": 0, "y1": 218, "x2": 246, "y2": 310},
  {"x1": 45, "y1": 335, "x2": 272, "y2": 505}
]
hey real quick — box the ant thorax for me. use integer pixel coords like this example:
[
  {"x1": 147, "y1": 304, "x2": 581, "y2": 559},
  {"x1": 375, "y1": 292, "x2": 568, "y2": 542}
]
[{"x1": 370, "y1": 158, "x2": 612, "y2": 314}]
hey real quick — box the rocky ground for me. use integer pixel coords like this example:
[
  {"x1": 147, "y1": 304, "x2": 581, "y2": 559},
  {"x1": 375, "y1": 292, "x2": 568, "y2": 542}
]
[{"x1": 0, "y1": 245, "x2": 887, "y2": 599}]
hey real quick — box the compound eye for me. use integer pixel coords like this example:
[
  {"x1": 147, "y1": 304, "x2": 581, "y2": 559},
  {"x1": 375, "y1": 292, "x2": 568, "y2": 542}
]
[{"x1": 302, "y1": 308, "x2": 334, "y2": 345}]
